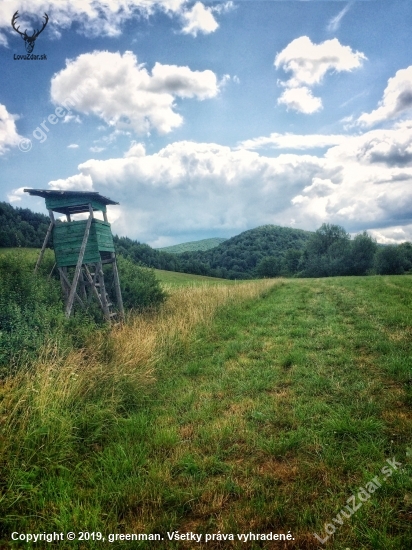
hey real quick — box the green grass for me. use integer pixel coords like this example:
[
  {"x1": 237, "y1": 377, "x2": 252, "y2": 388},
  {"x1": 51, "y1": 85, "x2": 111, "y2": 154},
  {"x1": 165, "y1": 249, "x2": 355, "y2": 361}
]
[
  {"x1": 154, "y1": 268, "x2": 235, "y2": 286},
  {"x1": 1, "y1": 276, "x2": 412, "y2": 549},
  {"x1": 0, "y1": 248, "x2": 229, "y2": 287}
]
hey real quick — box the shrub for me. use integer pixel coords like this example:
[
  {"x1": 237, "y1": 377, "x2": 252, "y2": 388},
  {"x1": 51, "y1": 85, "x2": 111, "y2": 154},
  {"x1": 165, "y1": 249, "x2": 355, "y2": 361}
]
[
  {"x1": 0, "y1": 250, "x2": 96, "y2": 374},
  {"x1": 374, "y1": 245, "x2": 405, "y2": 275},
  {"x1": 0, "y1": 251, "x2": 60, "y2": 371},
  {"x1": 117, "y1": 256, "x2": 167, "y2": 311}
]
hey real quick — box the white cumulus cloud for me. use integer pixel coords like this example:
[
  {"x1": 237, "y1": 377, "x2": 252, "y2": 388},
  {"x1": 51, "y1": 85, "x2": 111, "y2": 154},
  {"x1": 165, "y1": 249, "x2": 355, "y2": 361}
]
[
  {"x1": 277, "y1": 86, "x2": 322, "y2": 114},
  {"x1": 274, "y1": 36, "x2": 366, "y2": 114},
  {"x1": 1, "y1": 0, "x2": 224, "y2": 44},
  {"x1": 46, "y1": 122, "x2": 412, "y2": 245},
  {"x1": 0, "y1": 103, "x2": 23, "y2": 155},
  {"x1": 181, "y1": 1, "x2": 218, "y2": 36},
  {"x1": 50, "y1": 50, "x2": 219, "y2": 135},
  {"x1": 358, "y1": 66, "x2": 412, "y2": 127},
  {"x1": 238, "y1": 132, "x2": 347, "y2": 151}
]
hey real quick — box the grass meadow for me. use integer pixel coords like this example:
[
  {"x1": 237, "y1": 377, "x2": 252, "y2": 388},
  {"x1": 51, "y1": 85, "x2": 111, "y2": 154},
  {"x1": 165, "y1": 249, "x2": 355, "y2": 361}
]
[{"x1": 1, "y1": 272, "x2": 412, "y2": 549}]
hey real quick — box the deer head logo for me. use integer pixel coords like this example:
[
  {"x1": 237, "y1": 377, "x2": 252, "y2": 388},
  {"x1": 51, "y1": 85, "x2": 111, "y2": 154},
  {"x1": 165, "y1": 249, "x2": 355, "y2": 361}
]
[{"x1": 11, "y1": 11, "x2": 48, "y2": 54}]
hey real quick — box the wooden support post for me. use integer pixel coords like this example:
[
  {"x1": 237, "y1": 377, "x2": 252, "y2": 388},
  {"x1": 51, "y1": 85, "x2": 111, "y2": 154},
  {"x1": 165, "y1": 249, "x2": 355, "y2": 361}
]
[
  {"x1": 65, "y1": 204, "x2": 93, "y2": 318},
  {"x1": 59, "y1": 267, "x2": 85, "y2": 308},
  {"x1": 34, "y1": 210, "x2": 55, "y2": 273},
  {"x1": 48, "y1": 262, "x2": 56, "y2": 280},
  {"x1": 79, "y1": 268, "x2": 87, "y2": 301},
  {"x1": 84, "y1": 264, "x2": 104, "y2": 308},
  {"x1": 111, "y1": 253, "x2": 124, "y2": 319},
  {"x1": 59, "y1": 266, "x2": 69, "y2": 302},
  {"x1": 97, "y1": 261, "x2": 111, "y2": 322}
]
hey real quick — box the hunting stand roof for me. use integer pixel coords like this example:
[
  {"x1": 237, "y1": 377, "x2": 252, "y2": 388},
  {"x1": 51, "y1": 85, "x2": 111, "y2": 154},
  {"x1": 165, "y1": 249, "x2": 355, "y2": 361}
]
[{"x1": 23, "y1": 189, "x2": 118, "y2": 215}]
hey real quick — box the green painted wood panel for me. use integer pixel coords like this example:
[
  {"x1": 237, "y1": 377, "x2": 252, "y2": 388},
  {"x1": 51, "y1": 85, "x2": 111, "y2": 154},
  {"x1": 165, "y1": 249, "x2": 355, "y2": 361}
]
[
  {"x1": 45, "y1": 196, "x2": 107, "y2": 213},
  {"x1": 53, "y1": 219, "x2": 114, "y2": 267}
]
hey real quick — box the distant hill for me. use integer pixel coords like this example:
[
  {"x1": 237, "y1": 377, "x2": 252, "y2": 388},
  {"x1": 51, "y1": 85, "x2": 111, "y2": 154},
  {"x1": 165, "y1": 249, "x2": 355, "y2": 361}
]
[{"x1": 157, "y1": 237, "x2": 227, "y2": 254}]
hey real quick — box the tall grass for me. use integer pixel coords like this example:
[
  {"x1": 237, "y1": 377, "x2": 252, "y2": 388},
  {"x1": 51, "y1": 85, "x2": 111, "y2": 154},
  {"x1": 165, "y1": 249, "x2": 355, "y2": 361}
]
[{"x1": 0, "y1": 279, "x2": 277, "y2": 540}]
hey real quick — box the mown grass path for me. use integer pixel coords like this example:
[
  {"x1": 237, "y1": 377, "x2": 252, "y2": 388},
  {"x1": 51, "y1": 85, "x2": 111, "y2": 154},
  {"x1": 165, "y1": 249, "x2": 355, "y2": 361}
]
[
  {"x1": 115, "y1": 276, "x2": 412, "y2": 549},
  {"x1": 2, "y1": 276, "x2": 412, "y2": 549}
]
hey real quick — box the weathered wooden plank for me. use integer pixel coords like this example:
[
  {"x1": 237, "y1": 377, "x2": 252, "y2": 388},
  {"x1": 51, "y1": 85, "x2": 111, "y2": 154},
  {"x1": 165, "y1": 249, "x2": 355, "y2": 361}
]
[
  {"x1": 34, "y1": 215, "x2": 54, "y2": 273},
  {"x1": 52, "y1": 215, "x2": 114, "y2": 267},
  {"x1": 65, "y1": 205, "x2": 93, "y2": 317},
  {"x1": 45, "y1": 196, "x2": 107, "y2": 213},
  {"x1": 112, "y1": 253, "x2": 124, "y2": 319}
]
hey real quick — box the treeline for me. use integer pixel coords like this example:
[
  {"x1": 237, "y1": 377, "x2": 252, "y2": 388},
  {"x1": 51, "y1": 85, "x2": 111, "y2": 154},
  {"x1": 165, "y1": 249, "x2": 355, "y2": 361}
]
[
  {"x1": 257, "y1": 224, "x2": 412, "y2": 278},
  {"x1": 2, "y1": 201, "x2": 412, "y2": 279},
  {"x1": 0, "y1": 201, "x2": 50, "y2": 248}
]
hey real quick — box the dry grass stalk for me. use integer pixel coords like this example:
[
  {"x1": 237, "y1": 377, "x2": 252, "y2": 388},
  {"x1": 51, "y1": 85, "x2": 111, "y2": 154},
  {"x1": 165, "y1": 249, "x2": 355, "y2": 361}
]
[{"x1": 1, "y1": 279, "x2": 278, "y2": 441}]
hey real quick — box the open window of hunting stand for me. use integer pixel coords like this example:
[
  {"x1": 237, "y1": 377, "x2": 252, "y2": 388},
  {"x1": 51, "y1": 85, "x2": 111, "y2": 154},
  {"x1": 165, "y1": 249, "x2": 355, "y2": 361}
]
[{"x1": 24, "y1": 189, "x2": 124, "y2": 323}]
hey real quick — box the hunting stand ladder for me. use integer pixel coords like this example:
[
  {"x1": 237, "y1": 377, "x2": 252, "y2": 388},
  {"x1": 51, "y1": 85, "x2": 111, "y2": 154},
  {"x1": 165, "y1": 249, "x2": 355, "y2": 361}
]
[{"x1": 24, "y1": 189, "x2": 124, "y2": 322}]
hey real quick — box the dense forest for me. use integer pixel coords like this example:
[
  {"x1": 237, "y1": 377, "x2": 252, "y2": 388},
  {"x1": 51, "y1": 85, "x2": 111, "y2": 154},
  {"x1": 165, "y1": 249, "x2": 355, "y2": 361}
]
[
  {"x1": 1, "y1": 201, "x2": 412, "y2": 279},
  {"x1": 0, "y1": 202, "x2": 50, "y2": 248}
]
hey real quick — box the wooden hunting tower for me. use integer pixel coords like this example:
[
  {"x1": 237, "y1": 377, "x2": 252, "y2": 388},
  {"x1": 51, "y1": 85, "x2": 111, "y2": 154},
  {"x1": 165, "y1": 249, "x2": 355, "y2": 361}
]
[{"x1": 24, "y1": 189, "x2": 124, "y2": 322}]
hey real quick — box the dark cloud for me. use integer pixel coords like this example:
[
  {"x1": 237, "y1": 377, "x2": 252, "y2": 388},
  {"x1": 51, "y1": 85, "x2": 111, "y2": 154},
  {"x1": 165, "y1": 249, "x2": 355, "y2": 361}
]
[
  {"x1": 369, "y1": 149, "x2": 412, "y2": 167},
  {"x1": 396, "y1": 90, "x2": 412, "y2": 112}
]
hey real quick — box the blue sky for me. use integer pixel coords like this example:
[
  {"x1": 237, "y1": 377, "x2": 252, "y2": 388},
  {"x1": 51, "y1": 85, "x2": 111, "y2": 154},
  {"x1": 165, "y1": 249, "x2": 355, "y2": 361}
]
[{"x1": 1, "y1": 0, "x2": 412, "y2": 246}]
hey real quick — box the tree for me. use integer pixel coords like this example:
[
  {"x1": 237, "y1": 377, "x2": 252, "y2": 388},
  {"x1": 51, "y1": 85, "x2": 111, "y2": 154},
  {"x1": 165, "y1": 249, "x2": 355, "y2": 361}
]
[
  {"x1": 348, "y1": 231, "x2": 377, "y2": 275},
  {"x1": 306, "y1": 224, "x2": 350, "y2": 256},
  {"x1": 374, "y1": 245, "x2": 404, "y2": 275},
  {"x1": 282, "y1": 249, "x2": 302, "y2": 275},
  {"x1": 301, "y1": 224, "x2": 351, "y2": 277},
  {"x1": 398, "y1": 242, "x2": 412, "y2": 272},
  {"x1": 256, "y1": 256, "x2": 282, "y2": 278}
]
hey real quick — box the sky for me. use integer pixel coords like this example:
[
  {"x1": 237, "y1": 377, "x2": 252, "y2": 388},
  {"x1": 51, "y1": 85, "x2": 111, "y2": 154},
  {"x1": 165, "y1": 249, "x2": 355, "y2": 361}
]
[{"x1": 1, "y1": 0, "x2": 412, "y2": 247}]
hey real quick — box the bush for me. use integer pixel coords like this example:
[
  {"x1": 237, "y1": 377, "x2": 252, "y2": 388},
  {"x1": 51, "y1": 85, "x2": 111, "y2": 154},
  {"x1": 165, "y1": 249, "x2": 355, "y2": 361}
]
[
  {"x1": 374, "y1": 245, "x2": 405, "y2": 275},
  {"x1": 0, "y1": 250, "x2": 97, "y2": 374},
  {"x1": 0, "y1": 251, "x2": 60, "y2": 372},
  {"x1": 117, "y1": 256, "x2": 167, "y2": 311}
]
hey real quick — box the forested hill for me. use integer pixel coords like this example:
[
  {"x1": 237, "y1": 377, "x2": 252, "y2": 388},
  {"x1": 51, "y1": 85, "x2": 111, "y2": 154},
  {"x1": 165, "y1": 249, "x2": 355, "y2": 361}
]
[
  {"x1": 175, "y1": 225, "x2": 313, "y2": 279},
  {"x1": 115, "y1": 225, "x2": 313, "y2": 279},
  {"x1": 0, "y1": 202, "x2": 50, "y2": 248},
  {"x1": 158, "y1": 237, "x2": 227, "y2": 254}
]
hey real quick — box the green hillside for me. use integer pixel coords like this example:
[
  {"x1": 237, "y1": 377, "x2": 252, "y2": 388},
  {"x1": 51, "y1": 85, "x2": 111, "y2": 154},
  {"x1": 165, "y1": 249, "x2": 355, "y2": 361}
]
[
  {"x1": 157, "y1": 237, "x2": 227, "y2": 254},
  {"x1": 175, "y1": 224, "x2": 313, "y2": 279},
  {"x1": 0, "y1": 201, "x2": 50, "y2": 248},
  {"x1": 114, "y1": 225, "x2": 313, "y2": 279}
]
